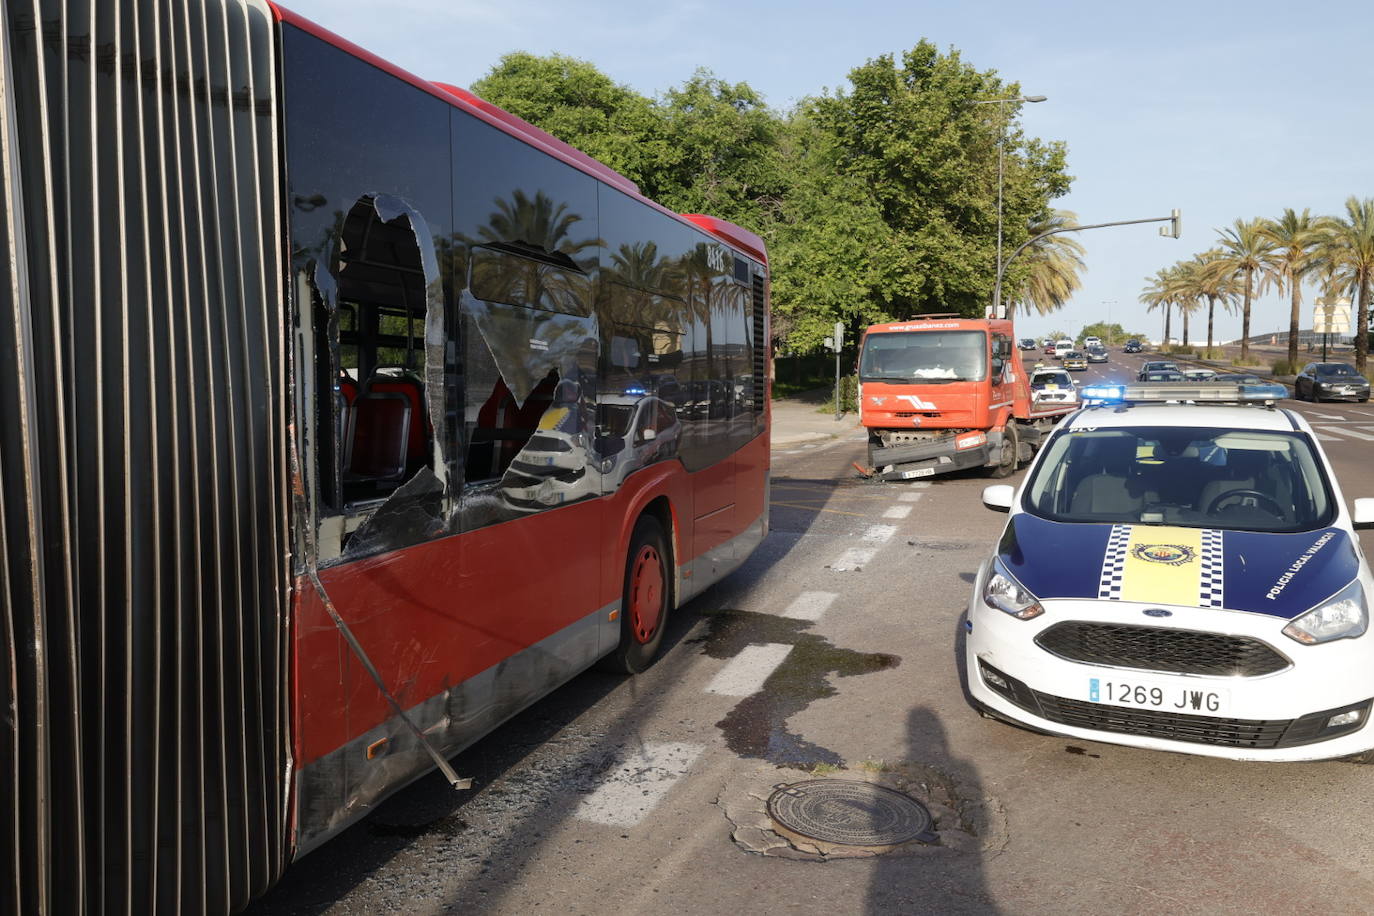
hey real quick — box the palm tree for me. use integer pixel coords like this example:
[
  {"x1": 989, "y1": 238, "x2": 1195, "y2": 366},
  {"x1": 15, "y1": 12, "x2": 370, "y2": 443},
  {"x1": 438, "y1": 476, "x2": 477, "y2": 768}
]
[
  {"x1": 1212, "y1": 218, "x2": 1277, "y2": 363},
  {"x1": 1140, "y1": 268, "x2": 1175, "y2": 345},
  {"x1": 1192, "y1": 249, "x2": 1237, "y2": 356},
  {"x1": 1261, "y1": 208, "x2": 1321, "y2": 370},
  {"x1": 1166, "y1": 261, "x2": 1202, "y2": 349},
  {"x1": 1016, "y1": 209, "x2": 1087, "y2": 318},
  {"x1": 1314, "y1": 196, "x2": 1374, "y2": 371}
]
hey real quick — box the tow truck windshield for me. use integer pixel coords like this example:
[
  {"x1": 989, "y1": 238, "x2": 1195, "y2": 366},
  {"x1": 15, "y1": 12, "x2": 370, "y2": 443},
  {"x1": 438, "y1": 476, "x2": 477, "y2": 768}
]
[{"x1": 859, "y1": 330, "x2": 988, "y2": 383}]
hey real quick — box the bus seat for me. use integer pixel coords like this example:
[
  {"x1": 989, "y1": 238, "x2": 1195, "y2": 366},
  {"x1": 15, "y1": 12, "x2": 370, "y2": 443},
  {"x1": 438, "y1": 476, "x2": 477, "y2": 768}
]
[
  {"x1": 368, "y1": 371, "x2": 426, "y2": 463},
  {"x1": 348, "y1": 392, "x2": 411, "y2": 479}
]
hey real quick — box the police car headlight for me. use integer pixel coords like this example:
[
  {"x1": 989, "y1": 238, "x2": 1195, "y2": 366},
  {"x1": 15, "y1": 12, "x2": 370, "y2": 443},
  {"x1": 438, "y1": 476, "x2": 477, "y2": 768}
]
[
  {"x1": 1283, "y1": 580, "x2": 1368, "y2": 645},
  {"x1": 982, "y1": 559, "x2": 1044, "y2": 620}
]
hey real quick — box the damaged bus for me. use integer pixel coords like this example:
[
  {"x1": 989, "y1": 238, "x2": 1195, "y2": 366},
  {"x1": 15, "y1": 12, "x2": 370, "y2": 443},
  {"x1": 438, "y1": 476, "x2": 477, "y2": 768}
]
[{"x1": 0, "y1": 1, "x2": 770, "y2": 912}]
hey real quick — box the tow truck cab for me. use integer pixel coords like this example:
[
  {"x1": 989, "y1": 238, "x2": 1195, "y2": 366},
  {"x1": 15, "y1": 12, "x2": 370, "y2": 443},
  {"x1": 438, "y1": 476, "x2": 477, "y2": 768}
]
[{"x1": 858, "y1": 315, "x2": 1074, "y2": 481}]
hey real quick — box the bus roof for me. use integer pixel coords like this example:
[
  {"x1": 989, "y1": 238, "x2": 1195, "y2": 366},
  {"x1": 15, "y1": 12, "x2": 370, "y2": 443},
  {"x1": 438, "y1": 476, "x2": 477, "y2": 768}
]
[{"x1": 270, "y1": 3, "x2": 767, "y2": 264}]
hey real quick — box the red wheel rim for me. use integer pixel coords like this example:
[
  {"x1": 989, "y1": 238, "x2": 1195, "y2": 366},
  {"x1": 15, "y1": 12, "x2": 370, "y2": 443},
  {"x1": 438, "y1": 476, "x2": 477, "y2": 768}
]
[{"x1": 628, "y1": 544, "x2": 664, "y2": 643}]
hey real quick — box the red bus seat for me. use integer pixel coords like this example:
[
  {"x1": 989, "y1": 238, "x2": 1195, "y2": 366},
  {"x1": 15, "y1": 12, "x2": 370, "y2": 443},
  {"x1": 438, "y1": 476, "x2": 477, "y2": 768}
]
[
  {"x1": 347, "y1": 392, "x2": 411, "y2": 479},
  {"x1": 367, "y1": 371, "x2": 426, "y2": 464}
]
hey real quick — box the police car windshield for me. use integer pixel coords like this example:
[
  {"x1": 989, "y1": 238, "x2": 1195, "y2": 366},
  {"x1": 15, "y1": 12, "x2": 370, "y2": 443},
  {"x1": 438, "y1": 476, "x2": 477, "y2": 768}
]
[
  {"x1": 1023, "y1": 425, "x2": 1335, "y2": 532},
  {"x1": 859, "y1": 330, "x2": 987, "y2": 383}
]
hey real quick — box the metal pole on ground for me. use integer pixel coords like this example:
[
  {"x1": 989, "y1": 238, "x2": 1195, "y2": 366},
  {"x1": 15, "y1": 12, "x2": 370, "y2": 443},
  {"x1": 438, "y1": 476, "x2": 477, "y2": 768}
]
[{"x1": 834, "y1": 321, "x2": 844, "y2": 421}]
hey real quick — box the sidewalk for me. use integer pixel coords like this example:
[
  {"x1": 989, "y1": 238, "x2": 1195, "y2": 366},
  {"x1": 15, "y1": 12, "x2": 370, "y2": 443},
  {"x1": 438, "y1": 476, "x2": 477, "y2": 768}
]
[{"x1": 770, "y1": 396, "x2": 863, "y2": 447}]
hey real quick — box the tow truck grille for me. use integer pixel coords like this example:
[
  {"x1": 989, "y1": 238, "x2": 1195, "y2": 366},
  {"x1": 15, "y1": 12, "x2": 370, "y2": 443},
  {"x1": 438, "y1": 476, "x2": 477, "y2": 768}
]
[{"x1": 1035, "y1": 622, "x2": 1289, "y2": 677}]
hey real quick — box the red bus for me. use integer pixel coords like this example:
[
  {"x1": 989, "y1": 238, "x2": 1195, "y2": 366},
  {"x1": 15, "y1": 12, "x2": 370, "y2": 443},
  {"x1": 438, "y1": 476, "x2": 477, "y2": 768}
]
[{"x1": 0, "y1": 2, "x2": 770, "y2": 911}]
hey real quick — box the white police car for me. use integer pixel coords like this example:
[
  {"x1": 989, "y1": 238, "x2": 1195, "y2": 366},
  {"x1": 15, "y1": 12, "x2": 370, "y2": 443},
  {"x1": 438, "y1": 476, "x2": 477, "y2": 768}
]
[{"x1": 967, "y1": 382, "x2": 1374, "y2": 761}]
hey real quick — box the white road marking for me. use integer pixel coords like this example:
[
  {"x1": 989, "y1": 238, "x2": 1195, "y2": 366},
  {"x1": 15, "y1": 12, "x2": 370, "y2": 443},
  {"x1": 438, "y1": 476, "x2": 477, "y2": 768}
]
[
  {"x1": 898, "y1": 491, "x2": 925, "y2": 503},
  {"x1": 862, "y1": 524, "x2": 897, "y2": 542},
  {"x1": 882, "y1": 505, "x2": 912, "y2": 519},
  {"x1": 831, "y1": 546, "x2": 879, "y2": 571},
  {"x1": 783, "y1": 591, "x2": 838, "y2": 621},
  {"x1": 1312, "y1": 430, "x2": 1341, "y2": 442},
  {"x1": 576, "y1": 742, "x2": 705, "y2": 827},
  {"x1": 1309, "y1": 412, "x2": 1347, "y2": 421},
  {"x1": 1317, "y1": 425, "x2": 1374, "y2": 441},
  {"x1": 704, "y1": 643, "x2": 793, "y2": 696}
]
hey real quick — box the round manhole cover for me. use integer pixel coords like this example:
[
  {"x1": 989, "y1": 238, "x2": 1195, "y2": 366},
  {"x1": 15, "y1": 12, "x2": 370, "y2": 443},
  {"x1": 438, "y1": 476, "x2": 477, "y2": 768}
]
[{"x1": 766, "y1": 779, "x2": 937, "y2": 847}]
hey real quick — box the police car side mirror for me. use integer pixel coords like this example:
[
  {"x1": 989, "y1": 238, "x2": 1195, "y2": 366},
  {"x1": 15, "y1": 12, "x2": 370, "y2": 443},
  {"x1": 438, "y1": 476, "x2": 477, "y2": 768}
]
[
  {"x1": 1352, "y1": 498, "x2": 1374, "y2": 529},
  {"x1": 982, "y1": 484, "x2": 1014, "y2": 513}
]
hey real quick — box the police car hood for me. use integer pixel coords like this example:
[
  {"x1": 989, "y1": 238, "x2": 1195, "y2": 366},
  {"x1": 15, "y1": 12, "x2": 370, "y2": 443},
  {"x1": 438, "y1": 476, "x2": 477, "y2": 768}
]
[{"x1": 999, "y1": 514, "x2": 1360, "y2": 619}]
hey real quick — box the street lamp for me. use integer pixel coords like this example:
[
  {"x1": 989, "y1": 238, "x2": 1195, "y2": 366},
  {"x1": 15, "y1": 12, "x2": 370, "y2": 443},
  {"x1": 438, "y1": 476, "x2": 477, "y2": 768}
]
[{"x1": 972, "y1": 95, "x2": 1047, "y2": 316}]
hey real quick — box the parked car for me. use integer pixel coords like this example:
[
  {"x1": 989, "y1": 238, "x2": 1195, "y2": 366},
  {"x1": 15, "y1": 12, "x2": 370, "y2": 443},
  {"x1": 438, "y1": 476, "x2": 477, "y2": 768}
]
[
  {"x1": 1063, "y1": 351, "x2": 1089, "y2": 371},
  {"x1": 1294, "y1": 362, "x2": 1371, "y2": 403},
  {"x1": 970, "y1": 384, "x2": 1374, "y2": 762},
  {"x1": 1123, "y1": 339, "x2": 1143, "y2": 353},
  {"x1": 1138, "y1": 360, "x2": 1180, "y2": 381}
]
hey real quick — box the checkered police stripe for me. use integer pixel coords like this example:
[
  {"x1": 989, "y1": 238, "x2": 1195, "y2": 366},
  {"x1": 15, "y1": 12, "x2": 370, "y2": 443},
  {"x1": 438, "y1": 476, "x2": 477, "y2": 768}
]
[
  {"x1": 1199, "y1": 528, "x2": 1224, "y2": 608},
  {"x1": 1098, "y1": 525, "x2": 1133, "y2": 599}
]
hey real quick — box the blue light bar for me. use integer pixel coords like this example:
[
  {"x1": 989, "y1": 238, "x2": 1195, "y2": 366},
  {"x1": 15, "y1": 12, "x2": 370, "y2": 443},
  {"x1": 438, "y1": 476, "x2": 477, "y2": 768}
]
[
  {"x1": 1080, "y1": 384, "x2": 1125, "y2": 405},
  {"x1": 624, "y1": 385, "x2": 647, "y2": 396}
]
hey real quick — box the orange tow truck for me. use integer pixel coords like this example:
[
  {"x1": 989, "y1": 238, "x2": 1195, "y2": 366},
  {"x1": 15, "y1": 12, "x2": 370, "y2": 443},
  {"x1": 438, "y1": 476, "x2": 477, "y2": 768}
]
[{"x1": 857, "y1": 314, "x2": 1076, "y2": 481}]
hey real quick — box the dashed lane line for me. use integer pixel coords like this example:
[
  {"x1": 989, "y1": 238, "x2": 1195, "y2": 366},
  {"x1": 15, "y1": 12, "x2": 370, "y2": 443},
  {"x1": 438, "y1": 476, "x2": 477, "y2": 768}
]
[
  {"x1": 782, "y1": 591, "x2": 838, "y2": 621},
  {"x1": 704, "y1": 643, "x2": 794, "y2": 696},
  {"x1": 831, "y1": 546, "x2": 879, "y2": 571},
  {"x1": 575, "y1": 742, "x2": 706, "y2": 827},
  {"x1": 897, "y1": 491, "x2": 925, "y2": 503},
  {"x1": 862, "y1": 524, "x2": 897, "y2": 542},
  {"x1": 883, "y1": 505, "x2": 913, "y2": 519}
]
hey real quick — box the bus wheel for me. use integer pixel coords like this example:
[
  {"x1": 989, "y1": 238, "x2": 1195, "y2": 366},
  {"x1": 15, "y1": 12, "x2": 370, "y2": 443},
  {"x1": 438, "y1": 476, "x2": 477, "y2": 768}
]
[
  {"x1": 989, "y1": 424, "x2": 1019, "y2": 478},
  {"x1": 602, "y1": 515, "x2": 670, "y2": 674}
]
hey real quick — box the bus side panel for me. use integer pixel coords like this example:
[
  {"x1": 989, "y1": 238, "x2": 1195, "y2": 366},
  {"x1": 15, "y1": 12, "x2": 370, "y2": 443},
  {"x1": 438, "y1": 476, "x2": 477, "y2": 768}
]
[{"x1": 0, "y1": 2, "x2": 292, "y2": 912}]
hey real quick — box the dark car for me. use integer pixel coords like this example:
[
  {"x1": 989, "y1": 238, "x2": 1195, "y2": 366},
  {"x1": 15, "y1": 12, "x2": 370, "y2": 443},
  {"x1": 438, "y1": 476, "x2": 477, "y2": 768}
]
[
  {"x1": 1137, "y1": 360, "x2": 1179, "y2": 381},
  {"x1": 1294, "y1": 362, "x2": 1371, "y2": 403},
  {"x1": 1086, "y1": 345, "x2": 1108, "y2": 363},
  {"x1": 1123, "y1": 339, "x2": 1143, "y2": 353},
  {"x1": 1140, "y1": 369, "x2": 1185, "y2": 382},
  {"x1": 1018, "y1": 338, "x2": 1038, "y2": 351}
]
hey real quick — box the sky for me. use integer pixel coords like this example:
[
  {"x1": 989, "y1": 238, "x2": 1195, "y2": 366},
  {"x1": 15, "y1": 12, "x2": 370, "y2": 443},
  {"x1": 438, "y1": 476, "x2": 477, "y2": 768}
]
[{"x1": 278, "y1": 0, "x2": 1372, "y2": 345}]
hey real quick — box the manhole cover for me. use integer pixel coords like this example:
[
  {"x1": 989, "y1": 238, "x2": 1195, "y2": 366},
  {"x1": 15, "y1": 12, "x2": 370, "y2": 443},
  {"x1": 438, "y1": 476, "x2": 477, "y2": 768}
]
[{"x1": 766, "y1": 779, "x2": 937, "y2": 847}]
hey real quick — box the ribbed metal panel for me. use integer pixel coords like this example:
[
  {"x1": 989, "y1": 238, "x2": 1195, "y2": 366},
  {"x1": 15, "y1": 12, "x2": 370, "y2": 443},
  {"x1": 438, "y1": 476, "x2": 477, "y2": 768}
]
[{"x1": 0, "y1": 1, "x2": 289, "y2": 913}]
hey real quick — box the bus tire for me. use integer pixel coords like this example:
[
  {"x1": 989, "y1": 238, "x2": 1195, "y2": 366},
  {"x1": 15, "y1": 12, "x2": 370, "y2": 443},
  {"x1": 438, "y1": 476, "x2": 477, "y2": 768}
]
[
  {"x1": 989, "y1": 423, "x2": 1019, "y2": 479},
  {"x1": 601, "y1": 515, "x2": 670, "y2": 674}
]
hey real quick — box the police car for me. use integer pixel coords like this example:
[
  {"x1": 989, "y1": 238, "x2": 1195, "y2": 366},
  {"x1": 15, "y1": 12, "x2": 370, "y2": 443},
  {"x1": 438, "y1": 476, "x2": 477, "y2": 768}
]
[{"x1": 967, "y1": 382, "x2": 1374, "y2": 761}]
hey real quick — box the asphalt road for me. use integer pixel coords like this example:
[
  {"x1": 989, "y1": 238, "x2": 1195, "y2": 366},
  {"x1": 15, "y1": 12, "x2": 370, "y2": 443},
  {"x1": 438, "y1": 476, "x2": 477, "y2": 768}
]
[{"x1": 249, "y1": 348, "x2": 1374, "y2": 916}]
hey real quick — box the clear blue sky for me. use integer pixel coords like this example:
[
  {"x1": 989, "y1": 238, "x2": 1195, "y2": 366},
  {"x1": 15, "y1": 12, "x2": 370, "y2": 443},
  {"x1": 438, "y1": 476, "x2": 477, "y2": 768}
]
[{"x1": 280, "y1": 0, "x2": 1371, "y2": 344}]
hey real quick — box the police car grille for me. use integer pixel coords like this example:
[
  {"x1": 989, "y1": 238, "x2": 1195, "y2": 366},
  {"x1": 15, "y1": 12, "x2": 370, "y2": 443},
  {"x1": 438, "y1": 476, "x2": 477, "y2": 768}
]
[
  {"x1": 1035, "y1": 622, "x2": 1289, "y2": 676},
  {"x1": 1032, "y1": 694, "x2": 1292, "y2": 748}
]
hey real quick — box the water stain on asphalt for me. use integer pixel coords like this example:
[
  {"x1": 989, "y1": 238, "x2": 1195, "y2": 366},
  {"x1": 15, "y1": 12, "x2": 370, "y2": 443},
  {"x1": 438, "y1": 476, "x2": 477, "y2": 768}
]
[{"x1": 688, "y1": 609, "x2": 900, "y2": 767}]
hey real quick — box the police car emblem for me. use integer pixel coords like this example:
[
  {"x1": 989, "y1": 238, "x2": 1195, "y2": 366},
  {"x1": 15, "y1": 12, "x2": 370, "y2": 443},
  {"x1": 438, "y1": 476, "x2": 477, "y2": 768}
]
[{"x1": 1130, "y1": 544, "x2": 1196, "y2": 566}]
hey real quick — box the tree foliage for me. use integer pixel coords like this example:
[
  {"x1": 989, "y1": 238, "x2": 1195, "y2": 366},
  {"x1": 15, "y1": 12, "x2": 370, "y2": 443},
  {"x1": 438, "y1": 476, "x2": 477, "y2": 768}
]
[{"x1": 469, "y1": 43, "x2": 1075, "y2": 352}]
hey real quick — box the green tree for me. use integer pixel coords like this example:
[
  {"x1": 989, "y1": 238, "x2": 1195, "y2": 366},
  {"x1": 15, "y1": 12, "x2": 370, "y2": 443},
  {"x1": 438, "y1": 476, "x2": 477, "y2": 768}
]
[
  {"x1": 1016, "y1": 209, "x2": 1085, "y2": 317},
  {"x1": 1213, "y1": 218, "x2": 1277, "y2": 363},
  {"x1": 470, "y1": 52, "x2": 666, "y2": 187},
  {"x1": 1314, "y1": 197, "x2": 1374, "y2": 371},
  {"x1": 1190, "y1": 249, "x2": 1237, "y2": 355},
  {"x1": 1260, "y1": 208, "x2": 1321, "y2": 370},
  {"x1": 651, "y1": 70, "x2": 786, "y2": 229},
  {"x1": 809, "y1": 41, "x2": 1071, "y2": 317}
]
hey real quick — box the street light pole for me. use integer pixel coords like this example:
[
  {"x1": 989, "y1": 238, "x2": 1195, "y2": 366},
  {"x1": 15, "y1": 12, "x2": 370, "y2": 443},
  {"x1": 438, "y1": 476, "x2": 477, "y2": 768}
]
[{"x1": 972, "y1": 95, "x2": 1046, "y2": 316}]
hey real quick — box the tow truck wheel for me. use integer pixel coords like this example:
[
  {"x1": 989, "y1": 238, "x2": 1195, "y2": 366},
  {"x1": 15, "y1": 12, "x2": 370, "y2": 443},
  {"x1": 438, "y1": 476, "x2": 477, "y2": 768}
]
[
  {"x1": 989, "y1": 424, "x2": 1019, "y2": 479},
  {"x1": 599, "y1": 515, "x2": 670, "y2": 674}
]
